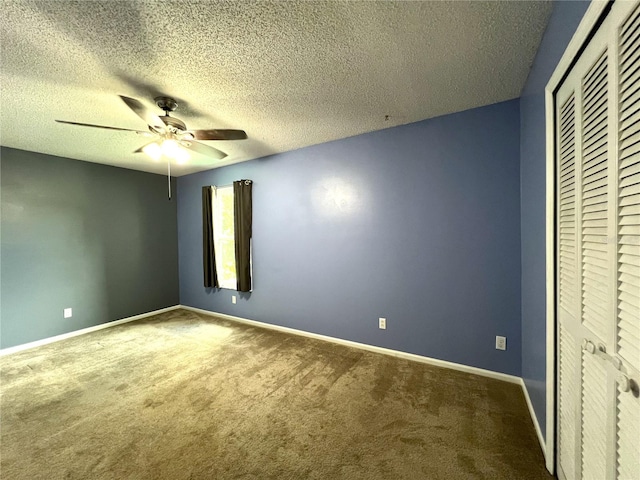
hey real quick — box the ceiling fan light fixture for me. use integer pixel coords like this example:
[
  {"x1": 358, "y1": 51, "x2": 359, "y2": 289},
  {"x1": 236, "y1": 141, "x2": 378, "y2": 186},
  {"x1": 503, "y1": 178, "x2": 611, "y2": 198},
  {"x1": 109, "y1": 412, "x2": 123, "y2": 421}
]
[
  {"x1": 174, "y1": 148, "x2": 190, "y2": 165},
  {"x1": 162, "y1": 138, "x2": 179, "y2": 156},
  {"x1": 142, "y1": 142, "x2": 163, "y2": 161},
  {"x1": 162, "y1": 139, "x2": 190, "y2": 164}
]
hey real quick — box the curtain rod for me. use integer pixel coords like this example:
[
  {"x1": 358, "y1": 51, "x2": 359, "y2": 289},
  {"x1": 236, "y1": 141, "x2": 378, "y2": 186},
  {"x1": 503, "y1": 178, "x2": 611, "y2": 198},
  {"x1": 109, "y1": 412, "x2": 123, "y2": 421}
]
[{"x1": 211, "y1": 180, "x2": 253, "y2": 188}]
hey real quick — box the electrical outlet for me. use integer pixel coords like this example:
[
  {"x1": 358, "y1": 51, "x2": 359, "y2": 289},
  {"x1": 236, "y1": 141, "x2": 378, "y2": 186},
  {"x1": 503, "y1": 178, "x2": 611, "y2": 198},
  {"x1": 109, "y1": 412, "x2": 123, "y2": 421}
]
[
  {"x1": 496, "y1": 336, "x2": 507, "y2": 351},
  {"x1": 63, "y1": 308, "x2": 73, "y2": 319},
  {"x1": 379, "y1": 318, "x2": 386, "y2": 330},
  {"x1": 232, "y1": 295, "x2": 237, "y2": 304}
]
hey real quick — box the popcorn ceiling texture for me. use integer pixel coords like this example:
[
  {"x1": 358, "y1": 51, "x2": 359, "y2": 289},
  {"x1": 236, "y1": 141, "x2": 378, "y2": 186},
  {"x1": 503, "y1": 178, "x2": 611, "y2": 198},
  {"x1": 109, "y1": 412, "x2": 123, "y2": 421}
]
[{"x1": 0, "y1": 1, "x2": 552, "y2": 176}]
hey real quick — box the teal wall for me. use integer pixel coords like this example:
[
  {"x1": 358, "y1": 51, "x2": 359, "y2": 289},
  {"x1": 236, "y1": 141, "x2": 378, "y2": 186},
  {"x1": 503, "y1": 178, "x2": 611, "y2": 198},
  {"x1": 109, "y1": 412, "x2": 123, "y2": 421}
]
[{"x1": 0, "y1": 147, "x2": 179, "y2": 348}]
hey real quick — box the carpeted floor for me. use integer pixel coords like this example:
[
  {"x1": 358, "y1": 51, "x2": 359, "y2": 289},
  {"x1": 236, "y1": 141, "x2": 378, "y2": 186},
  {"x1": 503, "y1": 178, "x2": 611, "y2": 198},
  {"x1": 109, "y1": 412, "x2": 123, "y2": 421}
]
[{"x1": 0, "y1": 309, "x2": 552, "y2": 479}]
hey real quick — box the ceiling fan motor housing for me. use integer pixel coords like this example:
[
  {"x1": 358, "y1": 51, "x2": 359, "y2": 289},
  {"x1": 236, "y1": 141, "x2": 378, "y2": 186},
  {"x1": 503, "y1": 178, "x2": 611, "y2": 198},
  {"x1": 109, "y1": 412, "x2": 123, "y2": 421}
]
[
  {"x1": 155, "y1": 96, "x2": 178, "y2": 112},
  {"x1": 153, "y1": 96, "x2": 187, "y2": 134},
  {"x1": 160, "y1": 115, "x2": 187, "y2": 133}
]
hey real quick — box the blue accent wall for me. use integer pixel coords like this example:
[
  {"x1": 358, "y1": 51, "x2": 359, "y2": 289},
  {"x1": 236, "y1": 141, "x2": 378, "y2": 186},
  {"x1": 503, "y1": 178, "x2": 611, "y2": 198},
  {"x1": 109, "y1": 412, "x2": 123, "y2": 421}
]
[
  {"x1": 178, "y1": 99, "x2": 522, "y2": 376},
  {"x1": 1, "y1": 148, "x2": 179, "y2": 348},
  {"x1": 520, "y1": 0, "x2": 589, "y2": 438}
]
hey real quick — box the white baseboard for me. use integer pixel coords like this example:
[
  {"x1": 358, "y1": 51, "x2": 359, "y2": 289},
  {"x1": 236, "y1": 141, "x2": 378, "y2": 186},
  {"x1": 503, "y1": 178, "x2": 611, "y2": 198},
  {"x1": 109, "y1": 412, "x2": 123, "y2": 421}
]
[
  {"x1": 185, "y1": 306, "x2": 550, "y2": 458},
  {"x1": 520, "y1": 378, "x2": 546, "y2": 460},
  {"x1": 180, "y1": 305, "x2": 522, "y2": 385},
  {"x1": 3, "y1": 303, "x2": 545, "y2": 460},
  {"x1": 0, "y1": 305, "x2": 180, "y2": 356}
]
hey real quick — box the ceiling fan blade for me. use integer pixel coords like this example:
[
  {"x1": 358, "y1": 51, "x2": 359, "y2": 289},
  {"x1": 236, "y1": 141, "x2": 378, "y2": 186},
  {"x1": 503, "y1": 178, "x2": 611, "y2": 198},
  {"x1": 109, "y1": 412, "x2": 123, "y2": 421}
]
[
  {"x1": 179, "y1": 139, "x2": 227, "y2": 160},
  {"x1": 190, "y1": 129, "x2": 248, "y2": 141},
  {"x1": 55, "y1": 119, "x2": 148, "y2": 134},
  {"x1": 133, "y1": 142, "x2": 155, "y2": 154},
  {"x1": 119, "y1": 95, "x2": 166, "y2": 133}
]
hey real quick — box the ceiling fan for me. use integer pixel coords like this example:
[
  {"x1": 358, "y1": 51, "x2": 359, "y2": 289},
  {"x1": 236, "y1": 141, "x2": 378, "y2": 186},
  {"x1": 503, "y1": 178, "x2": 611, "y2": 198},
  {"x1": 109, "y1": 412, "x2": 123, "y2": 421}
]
[{"x1": 56, "y1": 95, "x2": 247, "y2": 199}]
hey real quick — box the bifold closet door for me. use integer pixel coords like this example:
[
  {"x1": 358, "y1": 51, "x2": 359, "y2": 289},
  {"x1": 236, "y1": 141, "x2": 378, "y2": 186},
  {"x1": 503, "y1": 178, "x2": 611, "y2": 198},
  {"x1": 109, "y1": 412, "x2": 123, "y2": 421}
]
[
  {"x1": 556, "y1": 2, "x2": 640, "y2": 480},
  {"x1": 556, "y1": 38, "x2": 612, "y2": 480},
  {"x1": 616, "y1": 3, "x2": 640, "y2": 478}
]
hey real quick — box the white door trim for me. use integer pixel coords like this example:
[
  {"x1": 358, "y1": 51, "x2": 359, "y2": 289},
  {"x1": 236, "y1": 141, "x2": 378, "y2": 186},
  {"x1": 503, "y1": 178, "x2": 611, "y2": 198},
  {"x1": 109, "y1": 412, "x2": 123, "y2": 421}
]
[{"x1": 544, "y1": 0, "x2": 610, "y2": 474}]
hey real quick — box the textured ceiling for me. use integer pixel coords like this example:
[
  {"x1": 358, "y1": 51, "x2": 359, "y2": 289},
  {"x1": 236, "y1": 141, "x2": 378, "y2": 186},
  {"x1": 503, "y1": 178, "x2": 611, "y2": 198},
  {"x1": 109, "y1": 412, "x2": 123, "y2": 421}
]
[{"x1": 0, "y1": 0, "x2": 552, "y2": 176}]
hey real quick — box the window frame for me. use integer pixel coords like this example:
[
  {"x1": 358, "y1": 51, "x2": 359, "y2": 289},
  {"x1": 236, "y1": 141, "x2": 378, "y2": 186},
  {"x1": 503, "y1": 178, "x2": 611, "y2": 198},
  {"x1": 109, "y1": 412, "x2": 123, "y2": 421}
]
[{"x1": 212, "y1": 185, "x2": 237, "y2": 290}]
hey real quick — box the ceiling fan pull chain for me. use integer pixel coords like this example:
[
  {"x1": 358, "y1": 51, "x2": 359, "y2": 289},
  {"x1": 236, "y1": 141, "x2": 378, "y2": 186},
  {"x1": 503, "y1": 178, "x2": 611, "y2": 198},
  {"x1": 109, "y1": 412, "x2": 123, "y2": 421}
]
[{"x1": 167, "y1": 159, "x2": 171, "y2": 200}]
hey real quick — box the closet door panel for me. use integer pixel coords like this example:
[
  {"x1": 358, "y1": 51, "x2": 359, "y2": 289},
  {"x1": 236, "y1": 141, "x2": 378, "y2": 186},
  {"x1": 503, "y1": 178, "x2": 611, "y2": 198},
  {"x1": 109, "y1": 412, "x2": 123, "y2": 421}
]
[
  {"x1": 615, "y1": 4, "x2": 640, "y2": 479},
  {"x1": 616, "y1": 390, "x2": 640, "y2": 479},
  {"x1": 581, "y1": 50, "x2": 611, "y2": 346},
  {"x1": 560, "y1": 93, "x2": 579, "y2": 320},
  {"x1": 617, "y1": 1, "x2": 640, "y2": 374},
  {"x1": 559, "y1": 324, "x2": 580, "y2": 480},
  {"x1": 557, "y1": 83, "x2": 582, "y2": 480},
  {"x1": 581, "y1": 351, "x2": 609, "y2": 480},
  {"x1": 556, "y1": 3, "x2": 640, "y2": 479},
  {"x1": 579, "y1": 44, "x2": 613, "y2": 480}
]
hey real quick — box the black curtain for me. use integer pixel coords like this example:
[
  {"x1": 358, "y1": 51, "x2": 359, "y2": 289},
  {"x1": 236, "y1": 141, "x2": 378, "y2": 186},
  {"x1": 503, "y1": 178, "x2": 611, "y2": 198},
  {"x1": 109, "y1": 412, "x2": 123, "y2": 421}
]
[
  {"x1": 233, "y1": 180, "x2": 253, "y2": 292},
  {"x1": 202, "y1": 186, "x2": 218, "y2": 288}
]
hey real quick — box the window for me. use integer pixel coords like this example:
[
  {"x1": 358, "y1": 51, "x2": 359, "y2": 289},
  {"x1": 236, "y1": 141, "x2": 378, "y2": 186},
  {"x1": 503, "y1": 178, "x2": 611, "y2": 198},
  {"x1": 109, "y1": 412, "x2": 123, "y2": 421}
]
[
  {"x1": 202, "y1": 180, "x2": 253, "y2": 292},
  {"x1": 212, "y1": 185, "x2": 237, "y2": 289}
]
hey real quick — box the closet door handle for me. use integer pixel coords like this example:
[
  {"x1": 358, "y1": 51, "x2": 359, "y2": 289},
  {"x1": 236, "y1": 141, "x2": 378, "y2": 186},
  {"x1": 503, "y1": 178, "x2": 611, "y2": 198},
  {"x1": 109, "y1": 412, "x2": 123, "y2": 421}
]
[
  {"x1": 582, "y1": 339, "x2": 596, "y2": 354},
  {"x1": 595, "y1": 343, "x2": 624, "y2": 369},
  {"x1": 583, "y1": 341, "x2": 634, "y2": 393},
  {"x1": 594, "y1": 344, "x2": 627, "y2": 371},
  {"x1": 581, "y1": 341, "x2": 624, "y2": 370},
  {"x1": 617, "y1": 374, "x2": 631, "y2": 393}
]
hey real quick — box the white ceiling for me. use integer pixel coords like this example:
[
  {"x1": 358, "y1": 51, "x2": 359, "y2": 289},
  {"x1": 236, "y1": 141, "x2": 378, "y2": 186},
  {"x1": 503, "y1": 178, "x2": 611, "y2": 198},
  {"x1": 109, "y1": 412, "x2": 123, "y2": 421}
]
[{"x1": 0, "y1": 0, "x2": 552, "y2": 176}]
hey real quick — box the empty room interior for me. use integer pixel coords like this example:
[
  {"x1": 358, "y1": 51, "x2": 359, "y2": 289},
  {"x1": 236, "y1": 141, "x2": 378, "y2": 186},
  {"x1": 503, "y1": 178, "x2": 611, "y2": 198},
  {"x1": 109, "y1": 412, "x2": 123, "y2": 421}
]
[{"x1": 1, "y1": 1, "x2": 639, "y2": 479}]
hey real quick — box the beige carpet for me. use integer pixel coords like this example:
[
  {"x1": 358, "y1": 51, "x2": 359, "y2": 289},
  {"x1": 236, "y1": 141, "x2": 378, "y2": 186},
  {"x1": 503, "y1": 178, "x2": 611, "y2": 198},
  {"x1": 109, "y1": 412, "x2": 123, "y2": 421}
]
[{"x1": 0, "y1": 309, "x2": 552, "y2": 479}]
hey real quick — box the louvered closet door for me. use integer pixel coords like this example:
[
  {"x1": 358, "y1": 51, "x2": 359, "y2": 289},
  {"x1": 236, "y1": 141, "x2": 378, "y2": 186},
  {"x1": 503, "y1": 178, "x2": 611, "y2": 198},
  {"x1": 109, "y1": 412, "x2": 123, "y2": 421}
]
[
  {"x1": 557, "y1": 85, "x2": 583, "y2": 480},
  {"x1": 616, "y1": 4, "x2": 640, "y2": 478},
  {"x1": 556, "y1": 2, "x2": 640, "y2": 480},
  {"x1": 581, "y1": 46, "x2": 611, "y2": 480}
]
